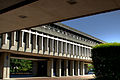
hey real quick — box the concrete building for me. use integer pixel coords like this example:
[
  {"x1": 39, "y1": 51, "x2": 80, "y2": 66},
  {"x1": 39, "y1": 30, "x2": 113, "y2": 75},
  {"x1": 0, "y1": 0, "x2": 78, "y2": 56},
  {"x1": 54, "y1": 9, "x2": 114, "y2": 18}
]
[{"x1": 0, "y1": 23, "x2": 105, "y2": 79}]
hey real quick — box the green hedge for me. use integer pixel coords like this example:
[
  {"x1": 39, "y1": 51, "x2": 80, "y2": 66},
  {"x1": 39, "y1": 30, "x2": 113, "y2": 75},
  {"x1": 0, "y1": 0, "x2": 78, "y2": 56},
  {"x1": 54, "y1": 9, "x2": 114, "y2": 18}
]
[{"x1": 92, "y1": 43, "x2": 120, "y2": 80}]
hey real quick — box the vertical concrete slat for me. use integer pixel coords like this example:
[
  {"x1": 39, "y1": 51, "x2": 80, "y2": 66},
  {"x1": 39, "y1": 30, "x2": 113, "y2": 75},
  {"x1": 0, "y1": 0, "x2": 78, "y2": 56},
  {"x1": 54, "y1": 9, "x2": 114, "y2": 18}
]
[
  {"x1": 18, "y1": 31, "x2": 25, "y2": 51},
  {"x1": 2, "y1": 33, "x2": 9, "y2": 49},
  {"x1": 50, "y1": 39, "x2": 53, "y2": 55},
  {"x1": 11, "y1": 31, "x2": 18, "y2": 50},
  {"x1": 33, "y1": 33, "x2": 38, "y2": 53},
  {"x1": 26, "y1": 30, "x2": 32, "y2": 52},
  {"x1": 39, "y1": 36, "x2": 43, "y2": 54}
]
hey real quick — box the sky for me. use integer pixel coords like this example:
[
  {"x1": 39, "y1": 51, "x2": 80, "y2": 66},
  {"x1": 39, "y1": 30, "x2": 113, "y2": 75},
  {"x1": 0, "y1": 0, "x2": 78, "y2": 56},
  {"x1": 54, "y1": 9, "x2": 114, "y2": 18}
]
[{"x1": 62, "y1": 10, "x2": 120, "y2": 43}]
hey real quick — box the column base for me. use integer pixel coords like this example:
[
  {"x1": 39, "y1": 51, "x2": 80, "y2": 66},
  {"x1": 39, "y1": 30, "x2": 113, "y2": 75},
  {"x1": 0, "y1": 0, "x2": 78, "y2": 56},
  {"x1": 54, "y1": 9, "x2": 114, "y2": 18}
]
[
  {"x1": 74, "y1": 55, "x2": 77, "y2": 58},
  {"x1": 66, "y1": 54, "x2": 70, "y2": 57},
  {"x1": 71, "y1": 55, "x2": 74, "y2": 58},
  {"x1": 63, "y1": 54, "x2": 66, "y2": 57},
  {"x1": 33, "y1": 49, "x2": 38, "y2": 53},
  {"x1": 39, "y1": 50, "x2": 43, "y2": 54},
  {"x1": 26, "y1": 47, "x2": 32, "y2": 53},
  {"x1": 55, "y1": 52, "x2": 58, "y2": 56},
  {"x1": 59, "y1": 53, "x2": 62, "y2": 56},
  {"x1": 1, "y1": 41, "x2": 10, "y2": 49},
  {"x1": 10, "y1": 42, "x2": 18, "y2": 51},
  {"x1": 44, "y1": 51, "x2": 49, "y2": 55},
  {"x1": 50, "y1": 52, "x2": 53, "y2": 55}
]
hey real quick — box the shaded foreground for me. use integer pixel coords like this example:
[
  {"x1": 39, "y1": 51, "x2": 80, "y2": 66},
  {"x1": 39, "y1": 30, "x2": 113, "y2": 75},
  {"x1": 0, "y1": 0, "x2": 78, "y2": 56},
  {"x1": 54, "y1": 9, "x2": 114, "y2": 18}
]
[{"x1": 10, "y1": 75, "x2": 95, "y2": 80}]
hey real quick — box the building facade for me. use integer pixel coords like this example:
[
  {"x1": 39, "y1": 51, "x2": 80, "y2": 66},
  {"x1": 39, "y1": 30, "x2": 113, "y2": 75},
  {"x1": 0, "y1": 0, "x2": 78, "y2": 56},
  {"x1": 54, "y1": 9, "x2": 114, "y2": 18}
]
[{"x1": 0, "y1": 23, "x2": 105, "y2": 79}]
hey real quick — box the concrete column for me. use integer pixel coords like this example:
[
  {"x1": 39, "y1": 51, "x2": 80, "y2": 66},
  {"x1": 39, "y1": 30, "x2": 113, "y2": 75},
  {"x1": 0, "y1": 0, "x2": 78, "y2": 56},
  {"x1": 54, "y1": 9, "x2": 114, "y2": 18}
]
[
  {"x1": 81, "y1": 47, "x2": 84, "y2": 57},
  {"x1": 47, "y1": 59, "x2": 54, "y2": 77},
  {"x1": 68, "y1": 44, "x2": 71, "y2": 57},
  {"x1": 18, "y1": 31, "x2": 25, "y2": 51},
  {"x1": 50, "y1": 39, "x2": 54, "y2": 55},
  {"x1": 11, "y1": 32, "x2": 15, "y2": 46},
  {"x1": 33, "y1": 33, "x2": 38, "y2": 53},
  {"x1": 32, "y1": 61, "x2": 38, "y2": 76},
  {"x1": 50, "y1": 39, "x2": 53, "y2": 55},
  {"x1": 26, "y1": 31, "x2": 32, "y2": 52},
  {"x1": 2, "y1": 33, "x2": 9, "y2": 49},
  {"x1": 85, "y1": 64, "x2": 89, "y2": 74},
  {"x1": 2, "y1": 33, "x2": 7, "y2": 44},
  {"x1": 67, "y1": 43, "x2": 70, "y2": 57},
  {"x1": 89, "y1": 49, "x2": 91, "y2": 57},
  {"x1": 74, "y1": 45, "x2": 76, "y2": 58},
  {"x1": 58, "y1": 41, "x2": 62, "y2": 56},
  {"x1": 75, "y1": 61, "x2": 80, "y2": 76},
  {"x1": 87, "y1": 48, "x2": 90, "y2": 59},
  {"x1": 63, "y1": 42, "x2": 67, "y2": 57},
  {"x1": 0, "y1": 53, "x2": 10, "y2": 79},
  {"x1": 70, "y1": 61, "x2": 74, "y2": 76},
  {"x1": 86, "y1": 48, "x2": 88, "y2": 59},
  {"x1": 73, "y1": 44, "x2": 74, "y2": 57},
  {"x1": 39, "y1": 36, "x2": 43, "y2": 54},
  {"x1": 64, "y1": 60, "x2": 68, "y2": 76},
  {"x1": 80, "y1": 62, "x2": 85, "y2": 75},
  {"x1": 79, "y1": 46, "x2": 80, "y2": 58},
  {"x1": 44, "y1": 37, "x2": 49, "y2": 55},
  {"x1": 11, "y1": 31, "x2": 18, "y2": 50},
  {"x1": 56, "y1": 59, "x2": 61, "y2": 77},
  {"x1": 61, "y1": 41, "x2": 63, "y2": 56},
  {"x1": 71, "y1": 44, "x2": 73, "y2": 58}
]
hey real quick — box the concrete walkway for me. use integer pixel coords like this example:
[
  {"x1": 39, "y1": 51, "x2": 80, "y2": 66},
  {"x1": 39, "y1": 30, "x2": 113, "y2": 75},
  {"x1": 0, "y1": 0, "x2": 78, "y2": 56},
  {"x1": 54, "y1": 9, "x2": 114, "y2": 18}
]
[{"x1": 10, "y1": 75, "x2": 95, "y2": 80}]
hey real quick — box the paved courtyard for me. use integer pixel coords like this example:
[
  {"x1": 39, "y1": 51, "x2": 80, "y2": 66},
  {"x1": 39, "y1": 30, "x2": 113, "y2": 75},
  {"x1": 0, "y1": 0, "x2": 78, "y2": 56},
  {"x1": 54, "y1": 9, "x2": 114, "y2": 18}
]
[{"x1": 10, "y1": 75, "x2": 95, "y2": 80}]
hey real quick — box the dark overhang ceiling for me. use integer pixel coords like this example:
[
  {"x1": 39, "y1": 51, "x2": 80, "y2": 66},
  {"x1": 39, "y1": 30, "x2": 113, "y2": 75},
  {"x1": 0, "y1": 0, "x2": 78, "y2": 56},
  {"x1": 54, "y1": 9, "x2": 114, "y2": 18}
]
[{"x1": 0, "y1": 0, "x2": 120, "y2": 34}]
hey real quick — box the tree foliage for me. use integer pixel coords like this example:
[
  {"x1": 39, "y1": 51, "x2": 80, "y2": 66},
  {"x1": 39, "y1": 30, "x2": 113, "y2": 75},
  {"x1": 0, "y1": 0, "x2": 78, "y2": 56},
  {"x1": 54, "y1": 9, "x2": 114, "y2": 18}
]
[
  {"x1": 92, "y1": 43, "x2": 120, "y2": 80},
  {"x1": 10, "y1": 58, "x2": 32, "y2": 73}
]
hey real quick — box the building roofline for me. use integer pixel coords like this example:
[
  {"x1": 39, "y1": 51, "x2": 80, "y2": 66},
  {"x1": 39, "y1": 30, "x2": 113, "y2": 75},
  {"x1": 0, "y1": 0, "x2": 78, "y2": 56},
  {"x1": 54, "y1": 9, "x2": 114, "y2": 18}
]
[{"x1": 54, "y1": 23, "x2": 106, "y2": 43}]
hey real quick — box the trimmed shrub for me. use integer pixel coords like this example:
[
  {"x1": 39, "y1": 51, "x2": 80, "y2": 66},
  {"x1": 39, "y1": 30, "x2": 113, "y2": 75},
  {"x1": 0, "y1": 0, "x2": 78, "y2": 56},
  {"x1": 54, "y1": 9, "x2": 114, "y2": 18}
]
[{"x1": 92, "y1": 43, "x2": 120, "y2": 80}]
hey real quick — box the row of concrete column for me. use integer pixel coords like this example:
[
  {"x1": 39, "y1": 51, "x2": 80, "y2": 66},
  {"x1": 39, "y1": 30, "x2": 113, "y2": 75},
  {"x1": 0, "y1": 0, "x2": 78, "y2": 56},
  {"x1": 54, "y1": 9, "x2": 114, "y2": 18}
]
[
  {"x1": 0, "y1": 52, "x2": 89, "y2": 79},
  {"x1": 1, "y1": 30, "x2": 92, "y2": 60},
  {"x1": 47, "y1": 59, "x2": 85, "y2": 77}
]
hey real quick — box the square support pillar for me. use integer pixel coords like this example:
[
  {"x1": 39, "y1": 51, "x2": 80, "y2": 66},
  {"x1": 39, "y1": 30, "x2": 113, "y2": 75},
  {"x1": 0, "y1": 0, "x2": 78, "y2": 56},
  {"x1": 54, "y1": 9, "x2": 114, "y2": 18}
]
[
  {"x1": 56, "y1": 59, "x2": 61, "y2": 77},
  {"x1": 70, "y1": 61, "x2": 74, "y2": 76},
  {"x1": 75, "y1": 61, "x2": 80, "y2": 76},
  {"x1": 2, "y1": 33, "x2": 9, "y2": 49},
  {"x1": 80, "y1": 62, "x2": 85, "y2": 75},
  {"x1": 64, "y1": 60, "x2": 68, "y2": 76},
  {"x1": 47, "y1": 59, "x2": 54, "y2": 77},
  {"x1": 0, "y1": 53, "x2": 10, "y2": 79}
]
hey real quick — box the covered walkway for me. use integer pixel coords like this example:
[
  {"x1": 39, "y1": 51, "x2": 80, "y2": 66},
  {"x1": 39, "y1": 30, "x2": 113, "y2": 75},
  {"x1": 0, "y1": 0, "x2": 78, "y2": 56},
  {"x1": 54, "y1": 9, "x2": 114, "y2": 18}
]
[{"x1": 10, "y1": 75, "x2": 95, "y2": 80}]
